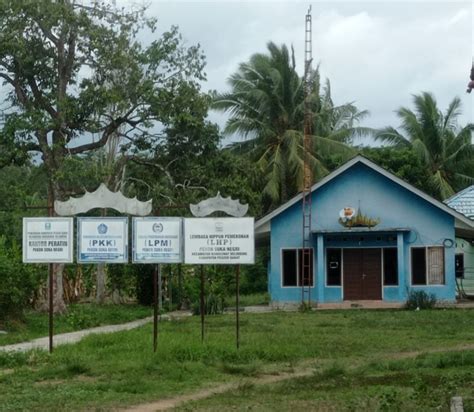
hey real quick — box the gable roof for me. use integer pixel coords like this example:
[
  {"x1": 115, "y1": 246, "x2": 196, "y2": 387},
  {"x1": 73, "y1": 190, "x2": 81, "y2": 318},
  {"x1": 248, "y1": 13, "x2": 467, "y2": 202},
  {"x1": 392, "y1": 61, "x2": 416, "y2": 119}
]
[
  {"x1": 445, "y1": 185, "x2": 474, "y2": 219},
  {"x1": 255, "y1": 155, "x2": 474, "y2": 233}
]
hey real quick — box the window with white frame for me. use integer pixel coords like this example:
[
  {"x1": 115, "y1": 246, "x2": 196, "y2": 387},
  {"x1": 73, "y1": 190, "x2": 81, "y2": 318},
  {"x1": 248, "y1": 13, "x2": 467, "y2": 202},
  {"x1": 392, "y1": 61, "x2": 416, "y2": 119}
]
[
  {"x1": 281, "y1": 248, "x2": 314, "y2": 287},
  {"x1": 411, "y1": 246, "x2": 445, "y2": 285}
]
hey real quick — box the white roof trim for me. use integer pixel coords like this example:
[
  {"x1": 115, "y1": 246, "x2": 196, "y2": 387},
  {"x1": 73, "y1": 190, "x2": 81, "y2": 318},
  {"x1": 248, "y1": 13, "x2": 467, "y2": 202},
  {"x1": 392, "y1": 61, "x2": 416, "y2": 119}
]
[{"x1": 255, "y1": 155, "x2": 474, "y2": 232}]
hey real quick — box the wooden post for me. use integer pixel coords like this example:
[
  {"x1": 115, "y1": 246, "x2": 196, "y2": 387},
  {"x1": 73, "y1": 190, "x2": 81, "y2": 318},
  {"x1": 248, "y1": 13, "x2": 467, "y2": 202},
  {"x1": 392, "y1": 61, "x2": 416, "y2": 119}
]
[
  {"x1": 236, "y1": 265, "x2": 240, "y2": 349},
  {"x1": 200, "y1": 265, "x2": 205, "y2": 343}
]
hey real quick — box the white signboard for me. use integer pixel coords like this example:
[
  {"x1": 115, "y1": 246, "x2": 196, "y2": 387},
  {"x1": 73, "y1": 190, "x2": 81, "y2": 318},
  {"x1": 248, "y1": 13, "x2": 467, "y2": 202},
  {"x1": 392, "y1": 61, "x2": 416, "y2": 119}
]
[
  {"x1": 23, "y1": 218, "x2": 73, "y2": 263},
  {"x1": 132, "y1": 217, "x2": 182, "y2": 263},
  {"x1": 184, "y1": 218, "x2": 255, "y2": 265},
  {"x1": 77, "y1": 217, "x2": 128, "y2": 263}
]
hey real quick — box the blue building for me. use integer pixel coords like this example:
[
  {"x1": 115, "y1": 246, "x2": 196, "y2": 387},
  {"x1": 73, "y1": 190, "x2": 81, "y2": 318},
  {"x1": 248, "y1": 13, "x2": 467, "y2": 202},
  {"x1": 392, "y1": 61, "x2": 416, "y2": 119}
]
[
  {"x1": 255, "y1": 156, "x2": 474, "y2": 305},
  {"x1": 445, "y1": 185, "x2": 474, "y2": 294}
]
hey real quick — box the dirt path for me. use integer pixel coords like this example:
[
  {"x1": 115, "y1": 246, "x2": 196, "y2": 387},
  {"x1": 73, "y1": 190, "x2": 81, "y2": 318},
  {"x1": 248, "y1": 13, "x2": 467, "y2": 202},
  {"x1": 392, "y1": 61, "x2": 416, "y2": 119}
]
[
  {"x1": 124, "y1": 369, "x2": 315, "y2": 412},
  {"x1": 0, "y1": 311, "x2": 192, "y2": 353},
  {"x1": 123, "y1": 342, "x2": 474, "y2": 412}
]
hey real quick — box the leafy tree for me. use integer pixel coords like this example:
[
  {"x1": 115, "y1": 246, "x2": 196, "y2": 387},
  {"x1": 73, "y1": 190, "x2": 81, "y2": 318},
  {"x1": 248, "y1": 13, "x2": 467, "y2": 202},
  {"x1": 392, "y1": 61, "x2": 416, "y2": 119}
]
[
  {"x1": 0, "y1": 164, "x2": 47, "y2": 243},
  {"x1": 212, "y1": 42, "x2": 368, "y2": 207},
  {"x1": 361, "y1": 146, "x2": 435, "y2": 196},
  {"x1": 0, "y1": 0, "x2": 205, "y2": 311},
  {"x1": 375, "y1": 92, "x2": 474, "y2": 200}
]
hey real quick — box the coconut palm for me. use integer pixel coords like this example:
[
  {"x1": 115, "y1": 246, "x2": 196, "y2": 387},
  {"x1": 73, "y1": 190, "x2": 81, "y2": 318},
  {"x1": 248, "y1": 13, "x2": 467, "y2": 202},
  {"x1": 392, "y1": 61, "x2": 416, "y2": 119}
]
[
  {"x1": 212, "y1": 42, "x2": 368, "y2": 206},
  {"x1": 375, "y1": 92, "x2": 474, "y2": 200}
]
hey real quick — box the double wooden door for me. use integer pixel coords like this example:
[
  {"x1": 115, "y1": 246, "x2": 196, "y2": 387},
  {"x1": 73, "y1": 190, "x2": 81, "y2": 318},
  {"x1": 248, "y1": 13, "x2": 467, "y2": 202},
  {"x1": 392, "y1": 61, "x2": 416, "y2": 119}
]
[{"x1": 343, "y1": 248, "x2": 382, "y2": 300}]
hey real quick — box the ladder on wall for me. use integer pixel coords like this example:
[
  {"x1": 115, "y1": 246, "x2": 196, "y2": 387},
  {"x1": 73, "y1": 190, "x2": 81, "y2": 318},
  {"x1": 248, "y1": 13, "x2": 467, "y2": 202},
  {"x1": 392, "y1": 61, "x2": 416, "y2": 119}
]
[{"x1": 301, "y1": 6, "x2": 313, "y2": 306}]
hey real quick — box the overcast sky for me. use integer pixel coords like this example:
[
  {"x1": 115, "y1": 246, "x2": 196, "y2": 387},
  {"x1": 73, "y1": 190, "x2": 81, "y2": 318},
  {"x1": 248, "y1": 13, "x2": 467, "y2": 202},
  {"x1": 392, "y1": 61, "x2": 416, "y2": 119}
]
[{"x1": 131, "y1": 0, "x2": 473, "y2": 146}]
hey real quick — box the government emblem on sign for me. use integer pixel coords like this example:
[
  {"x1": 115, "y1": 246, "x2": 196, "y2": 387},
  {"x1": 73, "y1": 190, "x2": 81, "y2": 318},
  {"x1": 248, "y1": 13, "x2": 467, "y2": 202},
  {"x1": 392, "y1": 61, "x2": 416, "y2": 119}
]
[
  {"x1": 215, "y1": 222, "x2": 224, "y2": 232},
  {"x1": 45, "y1": 222, "x2": 51, "y2": 230},
  {"x1": 97, "y1": 223, "x2": 108, "y2": 234},
  {"x1": 152, "y1": 223, "x2": 163, "y2": 233}
]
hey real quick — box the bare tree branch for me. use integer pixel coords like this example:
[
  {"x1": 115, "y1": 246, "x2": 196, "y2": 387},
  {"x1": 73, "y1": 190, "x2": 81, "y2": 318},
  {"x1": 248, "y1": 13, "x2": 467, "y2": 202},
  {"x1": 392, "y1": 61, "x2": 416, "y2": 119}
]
[{"x1": 129, "y1": 155, "x2": 175, "y2": 186}]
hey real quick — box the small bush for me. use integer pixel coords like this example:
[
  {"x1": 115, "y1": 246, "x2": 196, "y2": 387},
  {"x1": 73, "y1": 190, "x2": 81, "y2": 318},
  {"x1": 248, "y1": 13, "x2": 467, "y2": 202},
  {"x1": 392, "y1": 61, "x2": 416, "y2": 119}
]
[
  {"x1": 192, "y1": 292, "x2": 225, "y2": 315},
  {"x1": 65, "y1": 306, "x2": 95, "y2": 329},
  {"x1": 0, "y1": 237, "x2": 46, "y2": 322},
  {"x1": 405, "y1": 290, "x2": 437, "y2": 310}
]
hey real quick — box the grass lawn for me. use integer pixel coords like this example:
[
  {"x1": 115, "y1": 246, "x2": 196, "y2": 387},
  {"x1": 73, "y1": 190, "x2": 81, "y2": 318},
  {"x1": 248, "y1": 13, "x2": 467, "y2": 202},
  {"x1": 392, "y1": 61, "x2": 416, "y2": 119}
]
[
  {"x1": 179, "y1": 350, "x2": 474, "y2": 411},
  {"x1": 0, "y1": 303, "x2": 151, "y2": 346},
  {"x1": 223, "y1": 292, "x2": 270, "y2": 308},
  {"x1": 1, "y1": 309, "x2": 474, "y2": 411}
]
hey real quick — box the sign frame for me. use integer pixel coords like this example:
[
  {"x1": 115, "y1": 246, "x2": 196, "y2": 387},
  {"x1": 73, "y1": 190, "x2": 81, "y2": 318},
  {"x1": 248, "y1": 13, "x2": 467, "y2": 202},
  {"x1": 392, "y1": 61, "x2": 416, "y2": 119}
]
[
  {"x1": 22, "y1": 217, "x2": 74, "y2": 263},
  {"x1": 77, "y1": 216, "x2": 129, "y2": 264},
  {"x1": 184, "y1": 217, "x2": 255, "y2": 265},
  {"x1": 132, "y1": 217, "x2": 183, "y2": 264}
]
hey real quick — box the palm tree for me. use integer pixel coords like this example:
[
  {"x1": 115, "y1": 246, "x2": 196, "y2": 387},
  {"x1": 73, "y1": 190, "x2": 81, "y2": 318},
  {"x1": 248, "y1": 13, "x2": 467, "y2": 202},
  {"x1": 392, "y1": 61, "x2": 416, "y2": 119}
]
[
  {"x1": 212, "y1": 42, "x2": 368, "y2": 206},
  {"x1": 375, "y1": 92, "x2": 474, "y2": 200}
]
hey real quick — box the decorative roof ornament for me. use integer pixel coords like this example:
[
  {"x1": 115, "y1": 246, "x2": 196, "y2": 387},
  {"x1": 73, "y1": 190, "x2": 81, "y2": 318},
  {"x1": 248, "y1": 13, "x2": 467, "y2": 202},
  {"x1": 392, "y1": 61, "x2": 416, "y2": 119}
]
[
  {"x1": 190, "y1": 192, "x2": 249, "y2": 217},
  {"x1": 54, "y1": 183, "x2": 152, "y2": 216},
  {"x1": 338, "y1": 207, "x2": 380, "y2": 228}
]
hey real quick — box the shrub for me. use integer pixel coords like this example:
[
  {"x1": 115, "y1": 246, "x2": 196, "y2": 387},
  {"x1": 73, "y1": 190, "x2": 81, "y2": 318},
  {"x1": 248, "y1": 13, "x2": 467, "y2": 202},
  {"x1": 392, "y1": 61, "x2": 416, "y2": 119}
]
[
  {"x1": 405, "y1": 290, "x2": 437, "y2": 310},
  {"x1": 0, "y1": 237, "x2": 46, "y2": 322}
]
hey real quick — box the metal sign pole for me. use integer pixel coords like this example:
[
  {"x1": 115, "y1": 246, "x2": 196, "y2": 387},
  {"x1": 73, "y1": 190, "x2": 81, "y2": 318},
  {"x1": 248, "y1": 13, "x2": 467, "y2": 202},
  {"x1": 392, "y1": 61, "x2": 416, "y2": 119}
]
[
  {"x1": 189, "y1": 194, "x2": 251, "y2": 347},
  {"x1": 200, "y1": 265, "x2": 205, "y2": 343},
  {"x1": 48, "y1": 186, "x2": 54, "y2": 354},
  {"x1": 48, "y1": 263, "x2": 54, "y2": 354},
  {"x1": 153, "y1": 264, "x2": 159, "y2": 352},
  {"x1": 168, "y1": 265, "x2": 172, "y2": 312},
  {"x1": 236, "y1": 264, "x2": 240, "y2": 349}
]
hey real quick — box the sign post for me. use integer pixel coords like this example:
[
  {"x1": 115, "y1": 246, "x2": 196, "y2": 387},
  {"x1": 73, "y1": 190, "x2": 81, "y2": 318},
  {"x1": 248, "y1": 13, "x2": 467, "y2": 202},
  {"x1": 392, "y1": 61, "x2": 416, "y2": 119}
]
[
  {"x1": 22, "y1": 184, "x2": 153, "y2": 353},
  {"x1": 132, "y1": 217, "x2": 182, "y2": 351},
  {"x1": 187, "y1": 193, "x2": 254, "y2": 349},
  {"x1": 22, "y1": 216, "x2": 74, "y2": 353},
  {"x1": 236, "y1": 265, "x2": 240, "y2": 349},
  {"x1": 200, "y1": 265, "x2": 205, "y2": 343},
  {"x1": 153, "y1": 264, "x2": 159, "y2": 352}
]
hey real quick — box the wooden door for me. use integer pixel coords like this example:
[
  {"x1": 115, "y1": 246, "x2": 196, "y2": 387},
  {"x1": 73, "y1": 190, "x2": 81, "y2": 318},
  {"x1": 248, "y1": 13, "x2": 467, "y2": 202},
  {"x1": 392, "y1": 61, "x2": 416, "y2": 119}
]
[
  {"x1": 343, "y1": 249, "x2": 363, "y2": 300},
  {"x1": 343, "y1": 248, "x2": 382, "y2": 300}
]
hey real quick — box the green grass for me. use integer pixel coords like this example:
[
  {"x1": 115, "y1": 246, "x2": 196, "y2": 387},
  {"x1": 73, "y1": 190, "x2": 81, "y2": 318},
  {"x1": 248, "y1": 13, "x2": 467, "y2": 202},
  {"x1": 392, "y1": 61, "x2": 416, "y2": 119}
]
[
  {"x1": 0, "y1": 303, "x2": 151, "y2": 345},
  {"x1": 1, "y1": 309, "x2": 474, "y2": 411},
  {"x1": 224, "y1": 292, "x2": 270, "y2": 308},
  {"x1": 181, "y1": 351, "x2": 474, "y2": 411}
]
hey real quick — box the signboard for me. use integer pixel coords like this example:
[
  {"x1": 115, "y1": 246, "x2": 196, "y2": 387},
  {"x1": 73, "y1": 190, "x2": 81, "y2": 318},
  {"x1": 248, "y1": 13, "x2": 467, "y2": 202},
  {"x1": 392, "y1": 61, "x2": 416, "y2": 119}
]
[
  {"x1": 23, "y1": 218, "x2": 73, "y2": 263},
  {"x1": 184, "y1": 218, "x2": 254, "y2": 265},
  {"x1": 132, "y1": 217, "x2": 182, "y2": 263},
  {"x1": 77, "y1": 217, "x2": 128, "y2": 263}
]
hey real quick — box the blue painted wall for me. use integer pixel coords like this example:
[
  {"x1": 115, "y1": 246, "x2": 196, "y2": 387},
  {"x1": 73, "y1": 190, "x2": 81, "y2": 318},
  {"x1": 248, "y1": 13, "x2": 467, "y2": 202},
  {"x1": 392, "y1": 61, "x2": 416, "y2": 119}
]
[{"x1": 269, "y1": 162, "x2": 456, "y2": 304}]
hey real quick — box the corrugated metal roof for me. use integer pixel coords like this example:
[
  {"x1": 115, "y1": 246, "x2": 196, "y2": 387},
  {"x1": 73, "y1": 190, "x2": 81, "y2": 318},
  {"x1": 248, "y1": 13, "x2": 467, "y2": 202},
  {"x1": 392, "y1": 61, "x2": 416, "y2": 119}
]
[{"x1": 446, "y1": 186, "x2": 474, "y2": 220}]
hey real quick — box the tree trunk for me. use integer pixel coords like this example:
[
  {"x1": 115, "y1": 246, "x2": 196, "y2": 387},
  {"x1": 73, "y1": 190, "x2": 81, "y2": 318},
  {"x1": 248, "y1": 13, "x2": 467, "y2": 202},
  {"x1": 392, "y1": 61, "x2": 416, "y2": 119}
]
[
  {"x1": 96, "y1": 263, "x2": 107, "y2": 304},
  {"x1": 111, "y1": 288, "x2": 122, "y2": 304},
  {"x1": 44, "y1": 176, "x2": 67, "y2": 314},
  {"x1": 53, "y1": 263, "x2": 67, "y2": 314},
  {"x1": 37, "y1": 263, "x2": 67, "y2": 314}
]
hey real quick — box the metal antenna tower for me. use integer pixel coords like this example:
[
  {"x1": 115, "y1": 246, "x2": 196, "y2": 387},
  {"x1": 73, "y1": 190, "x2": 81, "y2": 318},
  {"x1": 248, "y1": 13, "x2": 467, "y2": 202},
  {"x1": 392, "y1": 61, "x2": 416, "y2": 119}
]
[{"x1": 301, "y1": 6, "x2": 313, "y2": 305}]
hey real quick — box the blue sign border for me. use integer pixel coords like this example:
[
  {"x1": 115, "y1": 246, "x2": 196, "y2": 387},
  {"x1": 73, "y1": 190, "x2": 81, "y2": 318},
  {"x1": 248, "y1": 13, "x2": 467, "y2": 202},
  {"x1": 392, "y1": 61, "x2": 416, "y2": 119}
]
[
  {"x1": 77, "y1": 217, "x2": 128, "y2": 263},
  {"x1": 132, "y1": 217, "x2": 183, "y2": 264}
]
